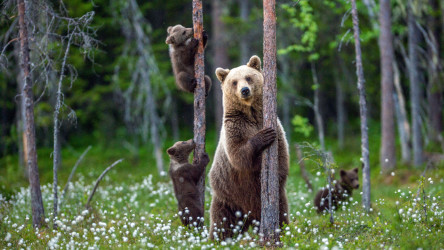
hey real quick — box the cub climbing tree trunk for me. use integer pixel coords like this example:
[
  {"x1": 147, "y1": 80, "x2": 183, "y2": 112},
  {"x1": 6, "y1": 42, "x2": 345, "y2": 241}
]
[
  {"x1": 351, "y1": 0, "x2": 371, "y2": 212},
  {"x1": 261, "y1": 0, "x2": 280, "y2": 243},
  {"x1": 17, "y1": 0, "x2": 45, "y2": 228},
  {"x1": 192, "y1": 0, "x2": 207, "y2": 213}
]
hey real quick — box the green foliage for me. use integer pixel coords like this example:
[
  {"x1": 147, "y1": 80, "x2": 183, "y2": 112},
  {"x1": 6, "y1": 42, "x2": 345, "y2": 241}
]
[{"x1": 291, "y1": 115, "x2": 313, "y2": 139}]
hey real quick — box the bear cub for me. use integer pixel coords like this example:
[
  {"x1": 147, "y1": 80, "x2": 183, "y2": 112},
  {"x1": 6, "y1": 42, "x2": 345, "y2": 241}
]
[
  {"x1": 166, "y1": 24, "x2": 212, "y2": 96},
  {"x1": 167, "y1": 139, "x2": 210, "y2": 227},
  {"x1": 314, "y1": 168, "x2": 359, "y2": 213}
]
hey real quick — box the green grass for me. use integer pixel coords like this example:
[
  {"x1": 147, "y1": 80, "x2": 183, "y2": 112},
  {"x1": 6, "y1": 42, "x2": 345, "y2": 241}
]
[{"x1": 1, "y1": 132, "x2": 443, "y2": 249}]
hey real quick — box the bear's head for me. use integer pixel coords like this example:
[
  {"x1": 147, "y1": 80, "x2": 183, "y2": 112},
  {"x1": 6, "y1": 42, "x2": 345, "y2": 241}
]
[
  {"x1": 167, "y1": 139, "x2": 195, "y2": 163},
  {"x1": 165, "y1": 25, "x2": 193, "y2": 45},
  {"x1": 215, "y1": 55, "x2": 263, "y2": 108},
  {"x1": 340, "y1": 168, "x2": 360, "y2": 189}
]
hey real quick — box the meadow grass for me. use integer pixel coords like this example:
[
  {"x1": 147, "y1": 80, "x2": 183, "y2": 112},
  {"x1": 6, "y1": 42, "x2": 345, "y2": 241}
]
[{"x1": 1, "y1": 133, "x2": 443, "y2": 249}]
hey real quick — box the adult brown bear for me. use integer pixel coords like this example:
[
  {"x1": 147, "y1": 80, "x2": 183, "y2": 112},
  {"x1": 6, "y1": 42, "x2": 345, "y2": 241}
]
[{"x1": 209, "y1": 56, "x2": 289, "y2": 240}]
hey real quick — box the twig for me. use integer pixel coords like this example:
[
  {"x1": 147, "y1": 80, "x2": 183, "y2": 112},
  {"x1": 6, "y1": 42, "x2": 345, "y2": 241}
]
[
  {"x1": 85, "y1": 159, "x2": 123, "y2": 208},
  {"x1": 60, "y1": 145, "x2": 92, "y2": 203}
]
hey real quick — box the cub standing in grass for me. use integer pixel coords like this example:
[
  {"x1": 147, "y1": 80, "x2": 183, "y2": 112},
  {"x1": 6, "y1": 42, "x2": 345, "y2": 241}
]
[
  {"x1": 166, "y1": 24, "x2": 212, "y2": 96},
  {"x1": 167, "y1": 139, "x2": 210, "y2": 227},
  {"x1": 314, "y1": 168, "x2": 360, "y2": 213}
]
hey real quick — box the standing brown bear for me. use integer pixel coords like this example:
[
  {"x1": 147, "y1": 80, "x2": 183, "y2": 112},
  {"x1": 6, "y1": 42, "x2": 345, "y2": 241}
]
[
  {"x1": 166, "y1": 24, "x2": 212, "y2": 96},
  {"x1": 313, "y1": 168, "x2": 360, "y2": 213},
  {"x1": 209, "y1": 56, "x2": 289, "y2": 240},
  {"x1": 167, "y1": 139, "x2": 210, "y2": 227}
]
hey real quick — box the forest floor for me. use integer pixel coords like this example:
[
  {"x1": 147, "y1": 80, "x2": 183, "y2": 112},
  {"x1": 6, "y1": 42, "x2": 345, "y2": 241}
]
[{"x1": 1, "y1": 132, "x2": 443, "y2": 249}]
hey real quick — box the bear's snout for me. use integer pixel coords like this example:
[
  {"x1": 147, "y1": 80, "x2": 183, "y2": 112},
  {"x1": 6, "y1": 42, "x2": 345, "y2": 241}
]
[{"x1": 241, "y1": 87, "x2": 250, "y2": 98}]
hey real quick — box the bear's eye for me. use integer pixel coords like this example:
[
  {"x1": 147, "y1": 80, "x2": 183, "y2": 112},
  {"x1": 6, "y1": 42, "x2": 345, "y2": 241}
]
[
  {"x1": 232, "y1": 80, "x2": 237, "y2": 86},
  {"x1": 246, "y1": 76, "x2": 251, "y2": 82},
  {"x1": 182, "y1": 31, "x2": 186, "y2": 35}
]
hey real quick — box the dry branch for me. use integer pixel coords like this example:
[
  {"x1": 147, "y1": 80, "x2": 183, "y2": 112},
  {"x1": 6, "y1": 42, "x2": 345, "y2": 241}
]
[
  {"x1": 295, "y1": 145, "x2": 313, "y2": 192},
  {"x1": 60, "y1": 145, "x2": 92, "y2": 203},
  {"x1": 85, "y1": 159, "x2": 123, "y2": 208}
]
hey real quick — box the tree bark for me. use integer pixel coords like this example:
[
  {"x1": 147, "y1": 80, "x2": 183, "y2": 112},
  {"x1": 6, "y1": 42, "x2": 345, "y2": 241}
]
[
  {"x1": 14, "y1": 42, "x2": 27, "y2": 178},
  {"x1": 211, "y1": 0, "x2": 228, "y2": 134},
  {"x1": 379, "y1": 0, "x2": 396, "y2": 172},
  {"x1": 17, "y1": 0, "x2": 45, "y2": 228},
  {"x1": 351, "y1": 0, "x2": 371, "y2": 212},
  {"x1": 408, "y1": 0, "x2": 423, "y2": 166},
  {"x1": 426, "y1": 0, "x2": 443, "y2": 143},
  {"x1": 192, "y1": 0, "x2": 207, "y2": 213},
  {"x1": 393, "y1": 61, "x2": 411, "y2": 163},
  {"x1": 261, "y1": 0, "x2": 280, "y2": 243},
  {"x1": 311, "y1": 62, "x2": 325, "y2": 151},
  {"x1": 239, "y1": 0, "x2": 250, "y2": 64}
]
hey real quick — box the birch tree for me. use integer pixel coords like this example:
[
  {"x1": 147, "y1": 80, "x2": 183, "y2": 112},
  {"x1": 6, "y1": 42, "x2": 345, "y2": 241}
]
[{"x1": 350, "y1": 0, "x2": 371, "y2": 212}]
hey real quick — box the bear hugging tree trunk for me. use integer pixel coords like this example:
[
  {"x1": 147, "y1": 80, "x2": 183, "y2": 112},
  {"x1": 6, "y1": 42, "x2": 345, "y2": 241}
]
[{"x1": 209, "y1": 56, "x2": 290, "y2": 241}]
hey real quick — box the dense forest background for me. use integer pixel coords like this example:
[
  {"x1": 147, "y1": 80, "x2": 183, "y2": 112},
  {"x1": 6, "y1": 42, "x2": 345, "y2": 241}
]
[{"x1": 0, "y1": 0, "x2": 443, "y2": 193}]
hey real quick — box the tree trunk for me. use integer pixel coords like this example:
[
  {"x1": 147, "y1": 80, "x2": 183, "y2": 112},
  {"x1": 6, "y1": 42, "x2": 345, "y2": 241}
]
[
  {"x1": 408, "y1": 0, "x2": 423, "y2": 166},
  {"x1": 211, "y1": 0, "x2": 228, "y2": 134},
  {"x1": 14, "y1": 42, "x2": 27, "y2": 178},
  {"x1": 379, "y1": 0, "x2": 396, "y2": 172},
  {"x1": 393, "y1": 61, "x2": 411, "y2": 163},
  {"x1": 261, "y1": 0, "x2": 280, "y2": 243},
  {"x1": 351, "y1": 0, "x2": 371, "y2": 212},
  {"x1": 239, "y1": 0, "x2": 250, "y2": 64},
  {"x1": 192, "y1": 0, "x2": 207, "y2": 213},
  {"x1": 334, "y1": 71, "x2": 345, "y2": 149},
  {"x1": 295, "y1": 145, "x2": 313, "y2": 192},
  {"x1": 17, "y1": 0, "x2": 45, "y2": 228},
  {"x1": 426, "y1": 0, "x2": 443, "y2": 143},
  {"x1": 311, "y1": 62, "x2": 325, "y2": 151}
]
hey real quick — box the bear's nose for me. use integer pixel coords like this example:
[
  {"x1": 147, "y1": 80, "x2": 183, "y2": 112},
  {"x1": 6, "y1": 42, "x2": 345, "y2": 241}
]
[
  {"x1": 356, "y1": 184, "x2": 359, "y2": 188},
  {"x1": 241, "y1": 87, "x2": 250, "y2": 96}
]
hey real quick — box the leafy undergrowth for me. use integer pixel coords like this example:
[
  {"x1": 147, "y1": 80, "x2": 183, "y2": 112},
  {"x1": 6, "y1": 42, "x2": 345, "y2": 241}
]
[{"x1": 1, "y1": 166, "x2": 443, "y2": 249}]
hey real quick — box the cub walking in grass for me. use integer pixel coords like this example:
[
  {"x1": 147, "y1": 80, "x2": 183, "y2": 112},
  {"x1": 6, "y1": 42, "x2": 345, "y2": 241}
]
[
  {"x1": 167, "y1": 139, "x2": 210, "y2": 227},
  {"x1": 314, "y1": 168, "x2": 360, "y2": 213}
]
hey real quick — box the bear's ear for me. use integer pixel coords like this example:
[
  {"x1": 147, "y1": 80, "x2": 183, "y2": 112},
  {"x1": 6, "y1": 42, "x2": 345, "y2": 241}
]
[
  {"x1": 165, "y1": 35, "x2": 175, "y2": 45},
  {"x1": 167, "y1": 26, "x2": 173, "y2": 34},
  {"x1": 247, "y1": 55, "x2": 261, "y2": 71},
  {"x1": 340, "y1": 169, "x2": 346, "y2": 177},
  {"x1": 353, "y1": 167, "x2": 359, "y2": 174},
  {"x1": 167, "y1": 147, "x2": 176, "y2": 155},
  {"x1": 216, "y1": 68, "x2": 230, "y2": 83}
]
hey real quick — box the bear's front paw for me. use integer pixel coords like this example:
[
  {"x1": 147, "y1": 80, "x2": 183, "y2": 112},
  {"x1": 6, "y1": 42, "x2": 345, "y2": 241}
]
[{"x1": 251, "y1": 127, "x2": 277, "y2": 152}]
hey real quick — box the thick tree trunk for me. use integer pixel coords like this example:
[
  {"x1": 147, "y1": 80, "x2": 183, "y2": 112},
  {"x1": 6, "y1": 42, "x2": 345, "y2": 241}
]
[
  {"x1": 311, "y1": 62, "x2": 325, "y2": 151},
  {"x1": 408, "y1": 1, "x2": 423, "y2": 166},
  {"x1": 17, "y1": 0, "x2": 45, "y2": 227},
  {"x1": 351, "y1": 0, "x2": 371, "y2": 212},
  {"x1": 192, "y1": 0, "x2": 207, "y2": 213},
  {"x1": 379, "y1": 0, "x2": 396, "y2": 172},
  {"x1": 393, "y1": 62, "x2": 412, "y2": 163},
  {"x1": 426, "y1": 0, "x2": 443, "y2": 142},
  {"x1": 211, "y1": 0, "x2": 228, "y2": 134},
  {"x1": 239, "y1": 0, "x2": 250, "y2": 64},
  {"x1": 261, "y1": 0, "x2": 280, "y2": 243}
]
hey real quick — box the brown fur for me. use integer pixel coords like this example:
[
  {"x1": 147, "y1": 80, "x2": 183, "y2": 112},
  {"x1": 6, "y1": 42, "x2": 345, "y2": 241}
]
[
  {"x1": 313, "y1": 168, "x2": 360, "y2": 213},
  {"x1": 209, "y1": 56, "x2": 290, "y2": 240},
  {"x1": 167, "y1": 139, "x2": 210, "y2": 227},
  {"x1": 166, "y1": 24, "x2": 211, "y2": 96}
]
